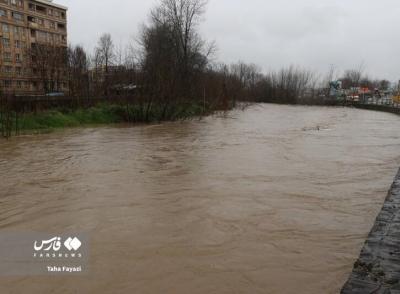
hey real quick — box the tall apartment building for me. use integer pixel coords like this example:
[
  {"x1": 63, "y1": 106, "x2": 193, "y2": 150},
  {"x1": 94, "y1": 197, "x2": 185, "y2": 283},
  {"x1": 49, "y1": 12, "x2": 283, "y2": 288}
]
[{"x1": 0, "y1": 0, "x2": 67, "y2": 95}]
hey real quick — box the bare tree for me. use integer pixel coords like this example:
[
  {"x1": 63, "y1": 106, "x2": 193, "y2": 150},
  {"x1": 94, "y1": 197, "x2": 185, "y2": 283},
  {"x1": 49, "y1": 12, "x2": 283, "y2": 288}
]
[
  {"x1": 229, "y1": 62, "x2": 263, "y2": 101},
  {"x1": 137, "y1": 0, "x2": 215, "y2": 119},
  {"x1": 67, "y1": 45, "x2": 90, "y2": 98},
  {"x1": 28, "y1": 43, "x2": 67, "y2": 94},
  {"x1": 94, "y1": 33, "x2": 115, "y2": 95},
  {"x1": 342, "y1": 63, "x2": 365, "y2": 88}
]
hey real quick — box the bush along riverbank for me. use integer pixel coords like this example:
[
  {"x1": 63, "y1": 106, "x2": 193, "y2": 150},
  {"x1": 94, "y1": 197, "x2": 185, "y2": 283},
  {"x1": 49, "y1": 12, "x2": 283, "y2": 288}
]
[{"x1": 0, "y1": 101, "x2": 217, "y2": 138}]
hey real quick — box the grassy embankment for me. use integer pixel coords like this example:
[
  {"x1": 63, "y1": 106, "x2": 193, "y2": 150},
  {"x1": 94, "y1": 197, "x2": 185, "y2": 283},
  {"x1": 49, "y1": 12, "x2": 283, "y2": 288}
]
[{"x1": 2, "y1": 102, "x2": 209, "y2": 135}]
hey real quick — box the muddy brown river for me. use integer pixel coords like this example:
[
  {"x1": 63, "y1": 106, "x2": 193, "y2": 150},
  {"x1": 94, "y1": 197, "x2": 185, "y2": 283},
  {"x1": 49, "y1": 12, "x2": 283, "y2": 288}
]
[{"x1": 0, "y1": 104, "x2": 400, "y2": 294}]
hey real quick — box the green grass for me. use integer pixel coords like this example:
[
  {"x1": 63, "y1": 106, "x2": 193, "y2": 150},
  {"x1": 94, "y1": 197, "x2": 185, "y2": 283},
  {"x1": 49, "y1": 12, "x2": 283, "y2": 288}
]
[
  {"x1": 9, "y1": 102, "x2": 209, "y2": 134},
  {"x1": 18, "y1": 104, "x2": 124, "y2": 130}
]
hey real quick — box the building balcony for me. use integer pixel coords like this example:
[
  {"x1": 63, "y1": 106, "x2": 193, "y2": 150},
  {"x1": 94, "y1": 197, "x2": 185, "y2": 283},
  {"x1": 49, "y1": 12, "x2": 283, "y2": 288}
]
[{"x1": 28, "y1": 21, "x2": 39, "y2": 29}]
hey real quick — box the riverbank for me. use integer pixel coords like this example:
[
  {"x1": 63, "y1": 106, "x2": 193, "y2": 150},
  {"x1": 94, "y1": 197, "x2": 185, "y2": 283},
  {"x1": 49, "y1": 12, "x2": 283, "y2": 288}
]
[
  {"x1": 0, "y1": 102, "x2": 210, "y2": 137},
  {"x1": 342, "y1": 169, "x2": 400, "y2": 293},
  {"x1": 353, "y1": 103, "x2": 400, "y2": 115},
  {"x1": 2, "y1": 103, "x2": 399, "y2": 139}
]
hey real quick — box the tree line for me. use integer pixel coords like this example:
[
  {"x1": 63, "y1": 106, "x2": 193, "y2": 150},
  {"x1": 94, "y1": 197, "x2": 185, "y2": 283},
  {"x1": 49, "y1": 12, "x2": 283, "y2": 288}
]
[
  {"x1": 18, "y1": 0, "x2": 400, "y2": 110},
  {"x1": 37, "y1": 0, "x2": 234, "y2": 120}
]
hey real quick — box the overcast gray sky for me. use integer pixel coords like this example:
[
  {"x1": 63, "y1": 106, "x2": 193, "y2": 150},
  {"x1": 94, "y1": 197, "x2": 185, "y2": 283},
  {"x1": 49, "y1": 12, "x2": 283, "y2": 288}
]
[{"x1": 61, "y1": 0, "x2": 400, "y2": 81}]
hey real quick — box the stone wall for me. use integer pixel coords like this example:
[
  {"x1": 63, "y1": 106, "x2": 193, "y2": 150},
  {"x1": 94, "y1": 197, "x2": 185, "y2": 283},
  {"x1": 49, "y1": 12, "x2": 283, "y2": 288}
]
[
  {"x1": 342, "y1": 169, "x2": 400, "y2": 293},
  {"x1": 354, "y1": 104, "x2": 400, "y2": 115}
]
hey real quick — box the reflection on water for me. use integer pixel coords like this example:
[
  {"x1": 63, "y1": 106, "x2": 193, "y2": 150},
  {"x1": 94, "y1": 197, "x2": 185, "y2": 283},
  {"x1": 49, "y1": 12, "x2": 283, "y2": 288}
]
[{"x1": 0, "y1": 104, "x2": 400, "y2": 294}]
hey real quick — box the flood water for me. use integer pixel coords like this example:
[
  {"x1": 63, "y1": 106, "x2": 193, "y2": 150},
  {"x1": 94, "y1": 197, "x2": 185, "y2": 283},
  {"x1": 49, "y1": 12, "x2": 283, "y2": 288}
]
[{"x1": 0, "y1": 104, "x2": 400, "y2": 294}]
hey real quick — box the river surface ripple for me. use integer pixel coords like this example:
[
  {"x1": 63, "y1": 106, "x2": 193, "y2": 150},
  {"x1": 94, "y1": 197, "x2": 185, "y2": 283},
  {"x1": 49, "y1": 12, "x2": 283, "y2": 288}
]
[{"x1": 1, "y1": 104, "x2": 400, "y2": 294}]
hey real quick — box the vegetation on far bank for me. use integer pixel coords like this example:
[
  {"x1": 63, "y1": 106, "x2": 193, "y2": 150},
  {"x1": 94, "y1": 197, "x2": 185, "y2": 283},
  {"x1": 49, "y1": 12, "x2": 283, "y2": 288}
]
[
  {"x1": 1, "y1": 0, "x2": 232, "y2": 138},
  {"x1": 1, "y1": 101, "x2": 213, "y2": 135}
]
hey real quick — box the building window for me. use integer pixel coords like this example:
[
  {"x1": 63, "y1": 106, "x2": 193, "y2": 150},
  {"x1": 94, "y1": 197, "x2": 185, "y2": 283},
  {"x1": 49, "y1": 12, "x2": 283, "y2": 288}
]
[
  {"x1": 47, "y1": 32, "x2": 53, "y2": 42},
  {"x1": 15, "y1": 53, "x2": 21, "y2": 62},
  {"x1": 36, "y1": 5, "x2": 46, "y2": 14},
  {"x1": 15, "y1": 67, "x2": 22, "y2": 75},
  {"x1": 2, "y1": 24, "x2": 9, "y2": 33},
  {"x1": 0, "y1": 9, "x2": 7, "y2": 18},
  {"x1": 29, "y1": 17, "x2": 44, "y2": 26},
  {"x1": 57, "y1": 23, "x2": 66, "y2": 31},
  {"x1": 12, "y1": 12, "x2": 23, "y2": 21},
  {"x1": 13, "y1": 26, "x2": 18, "y2": 34},
  {"x1": 11, "y1": 0, "x2": 23, "y2": 8},
  {"x1": 3, "y1": 66, "x2": 13, "y2": 74},
  {"x1": 37, "y1": 31, "x2": 46, "y2": 41},
  {"x1": 16, "y1": 81, "x2": 22, "y2": 88},
  {"x1": 2, "y1": 38, "x2": 10, "y2": 48},
  {"x1": 4, "y1": 80, "x2": 12, "y2": 88},
  {"x1": 3, "y1": 52, "x2": 11, "y2": 61}
]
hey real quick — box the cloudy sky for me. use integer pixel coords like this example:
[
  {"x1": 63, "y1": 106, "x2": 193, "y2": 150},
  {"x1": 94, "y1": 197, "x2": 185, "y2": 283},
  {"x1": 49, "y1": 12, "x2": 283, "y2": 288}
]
[{"x1": 61, "y1": 0, "x2": 400, "y2": 81}]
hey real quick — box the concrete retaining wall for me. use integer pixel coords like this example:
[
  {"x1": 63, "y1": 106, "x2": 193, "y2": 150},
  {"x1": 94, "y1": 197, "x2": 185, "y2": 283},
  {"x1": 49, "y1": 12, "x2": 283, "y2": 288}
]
[
  {"x1": 342, "y1": 169, "x2": 400, "y2": 293},
  {"x1": 353, "y1": 104, "x2": 400, "y2": 115}
]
